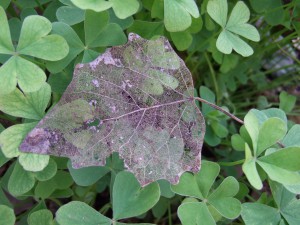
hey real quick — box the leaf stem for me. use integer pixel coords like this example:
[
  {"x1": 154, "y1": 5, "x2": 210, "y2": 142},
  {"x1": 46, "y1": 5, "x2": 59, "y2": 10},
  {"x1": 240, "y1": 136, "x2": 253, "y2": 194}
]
[
  {"x1": 193, "y1": 97, "x2": 244, "y2": 124},
  {"x1": 168, "y1": 202, "x2": 173, "y2": 225},
  {"x1": 34, "y1": 0, "x2": 44, "y2": 11},
  {"x1": 204, "y1": 52, "x2": 220, "y2": 104},
  {"x1": 99, "y1": 203, "x2": 111, "y2": 215},
  {"x1": 49, "y1": 198, "x2": 63, "y2": 206},
  {"x1": 218, "y1": 159, "x2": 245, "y2": 166}
]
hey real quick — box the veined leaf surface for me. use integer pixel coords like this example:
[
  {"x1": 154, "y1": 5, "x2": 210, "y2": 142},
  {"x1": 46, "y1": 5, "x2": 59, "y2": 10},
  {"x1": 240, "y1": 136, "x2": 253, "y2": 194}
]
[{"x1": 20, "y1": 34, "x2": 205, "y2": 186}]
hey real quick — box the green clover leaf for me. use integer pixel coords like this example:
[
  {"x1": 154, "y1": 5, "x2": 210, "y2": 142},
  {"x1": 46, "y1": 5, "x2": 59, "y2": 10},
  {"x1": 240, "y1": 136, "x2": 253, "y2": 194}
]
[
  {"x1": 113, "y1": 171, "x2": 160, "y2": 220},
  {"x1": 241, "y1": 109, "x2": 300, "y2": 190},
  {"x1": 56, "y1": 172, "x2": 159, "y2": 224},
  {"x1": 8, "y1": 161, "x2": 36, "y2": 196},
  {"x1": 279, "y1": 91, "x2": 297, "y2": 113},
  {"x1": 127, "y1": 20, "x2": 164, "y2": 39},
  {"x1": 56, "y1": 0, "x2": 85, "y2": 25},
  {"x1": 70, "y1": 0, "x2": 139, "y2": 19},
  {"x1": 171, "y1": 161, "x2": 241, "y2": 224},
  {"x1": 0, "y1": 122, "x2": 38, "y2": 159},
  {"x1": 28, "y1": 209, "x2": 54, "y2": 225},
  {"x1": 0, "y1": 7, "x2": 14, "y2": 55},
  {"x1": 7, "y1": 159, "x2": 60, "y2": 196},
  {"x1": 47, "y1": 10, "x2": 126, "y2": 73},
  {"x1": 67, "y1": 160, "x2": 110, "y2": 186},
  {"x1": 34, "y1": 170, "x2": 74, "y2": 199},
  {"x1": 0, "y1": 7, "x2": 68, "y2": 94},
  {"x1": 0, "y1": 124, "x2": 9, "y2": 167},
  {"x1": 164, "y1": 0, "x2": 200, "y2": 32},
  {"x1": 282, "y1": 124, "x2": 300, "y2": 147},
  {"x1": 56, "y1": 201, "x2": 112, "y2": 225},
  {"x1": 178, "y1": 202, "x2": 215, "y2": 225},
  {"x1": 0, "y1": 122, "x2": 50, "y2": 172},
  {"x1": 0, "y1": 83, "x2": 51, "y2": 171},
  {"x1": 207, "y1": 0, "x2": 260, "y2": 57},
  {"x1": 0, "y1": 205, "x2": 15, "y2": 225},
  {"x1": 241, "y1": 181, "x2": 300, "y2": 225},
  {"x1": 249, "y1": 0, "x2": 289, "y2": 26},
  {"x1": 0, "y1": 83, "x2": 51, "y2": 120}
]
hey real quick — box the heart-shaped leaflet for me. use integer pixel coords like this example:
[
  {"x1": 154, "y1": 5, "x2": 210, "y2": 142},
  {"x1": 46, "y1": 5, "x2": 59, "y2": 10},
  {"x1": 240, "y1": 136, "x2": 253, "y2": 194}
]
[{"x1": 20, "y1": 33, "x2": 205, "y2": 186}]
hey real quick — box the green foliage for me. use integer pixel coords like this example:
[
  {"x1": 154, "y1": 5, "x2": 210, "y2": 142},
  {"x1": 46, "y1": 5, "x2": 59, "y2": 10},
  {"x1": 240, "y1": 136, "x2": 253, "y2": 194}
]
[
  {"x1": 0, "y1": 122, "x2": 50, "y2": 172},
  {"x1": 0, "y1": 83, "x2": 51, "y2": 120},
  {"x1": 67, "y1": 161, "x2": 110, "y2": 186},
  {"x1": 240, "y1": 109, "x2": 300, "y2": 190},
  {"x1": 0, "y1": 7, "x2": 68, "y2": 94},
  {"x1": 280, "y1": 91, "x2": 297, "y2": 113},
  {"x1": 28, "y1": 209, "x2": 54, "y2": 225},
  {"x1": 0, "y1": 205, "x2": 15, "y2": 225},
  {"x1": 113, "y1": 172, "x2": 160, "y2": 220},
  {"x1": 47, "y1": 10, "x2": 126, "y2": 73},
  {"x1": 199, "y1": 86, "x2": 230, "y2": 146},
  {"x1": 70, "y1": 0, "x2": 140, "y2": 19},
  {"x1": 241, "y1": 181, "x2": 300, "y2": 225},
  {"x1": 0, "y1": 0, "x2": 299, "y2": 224},
  {"x1": 56, "y1": 171, "x2": 159, "y2": 224},
  {"x1": 56, "y1": 201, "x2": 112, "y2": 225},
  {"x1": 207, "y1": 0, "x2": 260, "y2": 56},
  {"x1": 172, "y1": 161, "x2": 241, "y2": 224},
  {"x1": 164, "y1": 0, "x2": 200, "y2": 32}
]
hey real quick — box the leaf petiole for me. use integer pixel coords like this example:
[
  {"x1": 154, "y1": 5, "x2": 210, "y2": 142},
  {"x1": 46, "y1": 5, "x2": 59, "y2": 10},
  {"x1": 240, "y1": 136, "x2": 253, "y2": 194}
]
[
  {"x1": 193, "y1": 97, "x2": 244, "y2": 124},
  {"x1": 218, "y1": 159, "x2": 245, "y2": 166}
]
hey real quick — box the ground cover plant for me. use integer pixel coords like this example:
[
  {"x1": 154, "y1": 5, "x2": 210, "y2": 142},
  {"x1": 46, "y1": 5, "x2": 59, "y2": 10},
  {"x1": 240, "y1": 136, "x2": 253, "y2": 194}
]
[{"x1": 0, "y1": 0, "x2": 299, "y2": 224}]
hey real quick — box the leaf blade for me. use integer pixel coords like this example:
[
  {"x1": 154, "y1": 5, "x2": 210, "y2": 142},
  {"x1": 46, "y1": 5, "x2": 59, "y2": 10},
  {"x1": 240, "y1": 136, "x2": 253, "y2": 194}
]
[{"x1": 0, "y1": 6, "x2": 14, "y2": 54}]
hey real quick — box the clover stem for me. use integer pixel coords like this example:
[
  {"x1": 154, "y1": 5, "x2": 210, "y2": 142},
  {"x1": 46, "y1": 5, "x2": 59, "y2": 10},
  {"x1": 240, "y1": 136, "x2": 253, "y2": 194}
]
[
  {"x1": 34, "y1": 0, "x2": 44, "y2": 11},
  {"x1": 99, "y1": 203, "x2": 111, "y2": 215},
  {"x1": 193, "y1": 97, "x2": 244, "y2": 124},
  {"x1": 218, "y1": 159, "x2": 245, "y2": 166},
  {"x1": 49, "y1": 198, "x2": 63, "y2": 206},
  {"x1": 204, "y1": 52, "x2": 220, "y2": 104},
  {"x1": 168, "y1": 202, "x2": 173, "y2": 225}
]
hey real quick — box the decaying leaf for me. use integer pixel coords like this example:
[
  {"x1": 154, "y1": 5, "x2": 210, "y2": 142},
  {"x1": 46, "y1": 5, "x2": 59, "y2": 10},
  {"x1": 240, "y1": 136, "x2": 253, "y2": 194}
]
[{"x1": 20, "y1": 34, "x2": 205, "y2": 186}]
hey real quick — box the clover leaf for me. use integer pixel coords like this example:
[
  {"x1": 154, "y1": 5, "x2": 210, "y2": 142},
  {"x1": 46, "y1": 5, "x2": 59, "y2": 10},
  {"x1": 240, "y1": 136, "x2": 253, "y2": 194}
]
[
  {"x1": 0, "y1": 124, "x2": 9, "y2": 167},
  {"x1": 7, "y1": 159, "x2": 61, "y2": 197},
  {"x1": 207, "y1": 0, "x2": 260, "y2": 57},
  {"x1": 164, "y1": 0, "x2": 200, "y2": 32},
  {"x1": 279, "y1": 91, "x2": 297, "y2": 113},
  {"x1": 56, "y1": 171, "x2": 159, "y2": 224},
  {"x1": 0, "y1": 83, "x2": 51, "y2": 171},
  {"x1": 0, "y1": 122, "x2": 36, "y2": 159},
  {"x1": 241, "y1": 181, "x2": 300, "y2": 225},
  {"x1": 0, "y1": 7, "x2": 68, "y2": 94},
  {"x1": 8, "y1": 161, "x2": 36, "y2": 196},
  {"x1": 56, "y1": 0, "x2": 85, "y2": 25},
  {"x1": 46, "y1": 10, "x2": 126, "y2": 73},
  {"x1": 241, "y1": 109, "x2": 300, "y2": 190},
  {"x1": 0, "y1": 122, "x2": 50, "y2": 172},
  {"x1": 249, "y1": 0, "x2": 289, "y2": 26},
  {"x1": 56, "y1": 201, "x2": 112, "y2": 225},
  {"x1": 0, "y1": 205, "x2": 15, "y2": 225},
  {"x1": 70, "y1": 0, "x2": 140, "y2": 19},
  {"x1": 0, "y1": 83, "x2": 51, "y2": 120},
  {"x1": 171, "y1": 161, "x2": 241, "y2": 224},
  {"x1": 34, "y1": 170, "x2": 74, "y2": 199},
  {"x1": 113, "y1": 172, "x2": 160, "y2": 220},
  {"x1": 28, "y1": 209, "x2": 54, "y2": 225}
]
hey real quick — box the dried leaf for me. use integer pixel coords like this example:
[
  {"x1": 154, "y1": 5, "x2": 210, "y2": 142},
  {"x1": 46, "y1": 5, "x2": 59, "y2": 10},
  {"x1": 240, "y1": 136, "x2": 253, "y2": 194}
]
[{"x1": 20, "y1": 34, "x2": 205, "y2": 186}]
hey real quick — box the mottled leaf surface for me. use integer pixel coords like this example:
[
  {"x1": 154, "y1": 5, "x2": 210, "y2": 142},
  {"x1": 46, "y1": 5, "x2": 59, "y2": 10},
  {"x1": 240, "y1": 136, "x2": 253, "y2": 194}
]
[{"x1": 20, "y1": 34, "x2": 205, "y2": 186}]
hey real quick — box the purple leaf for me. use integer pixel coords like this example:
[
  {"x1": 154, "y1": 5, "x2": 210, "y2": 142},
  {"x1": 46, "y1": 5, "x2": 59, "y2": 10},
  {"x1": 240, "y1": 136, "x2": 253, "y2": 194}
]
[{"x1": 20, "y1": 34, "x2": 205, "y2": 186}]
